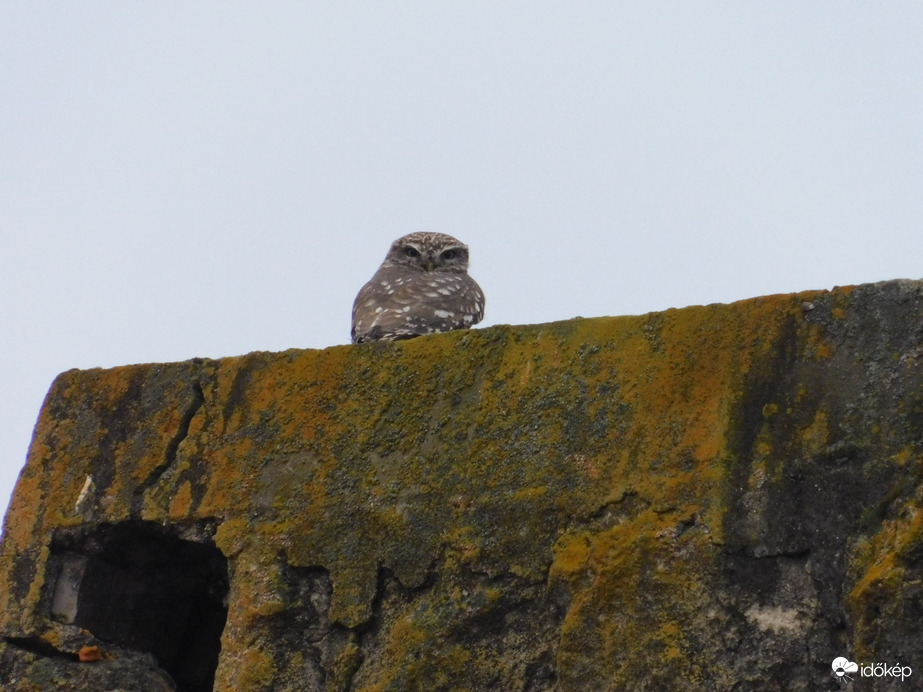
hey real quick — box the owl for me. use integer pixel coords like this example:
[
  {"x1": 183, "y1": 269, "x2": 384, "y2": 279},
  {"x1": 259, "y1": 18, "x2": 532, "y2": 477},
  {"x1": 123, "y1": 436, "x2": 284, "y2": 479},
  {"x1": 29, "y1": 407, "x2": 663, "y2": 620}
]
[{"x1": 351, "y1": 232, "x2": 485, "y2": 343}]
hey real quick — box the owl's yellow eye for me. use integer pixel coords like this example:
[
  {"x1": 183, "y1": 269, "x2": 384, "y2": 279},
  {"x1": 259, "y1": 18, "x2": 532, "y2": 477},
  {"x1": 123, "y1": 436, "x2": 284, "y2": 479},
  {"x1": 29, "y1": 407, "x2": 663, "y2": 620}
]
[{"x1": 403, "y1": 247, "x2": 421, "y2": 258}]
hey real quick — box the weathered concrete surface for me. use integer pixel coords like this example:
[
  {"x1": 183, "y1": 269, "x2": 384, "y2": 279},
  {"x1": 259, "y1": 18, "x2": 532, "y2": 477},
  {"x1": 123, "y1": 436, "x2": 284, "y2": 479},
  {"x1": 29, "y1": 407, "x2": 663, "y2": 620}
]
[{"x1": 1, "y1": 279, "x2": 922, "y2": 691}]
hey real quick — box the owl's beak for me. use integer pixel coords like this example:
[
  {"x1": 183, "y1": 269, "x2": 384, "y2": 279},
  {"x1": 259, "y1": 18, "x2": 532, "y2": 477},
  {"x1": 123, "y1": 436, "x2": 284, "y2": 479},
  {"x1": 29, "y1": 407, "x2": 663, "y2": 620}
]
[{"x1": 425, "y1": 260, "x2": 435, "y2": 272}]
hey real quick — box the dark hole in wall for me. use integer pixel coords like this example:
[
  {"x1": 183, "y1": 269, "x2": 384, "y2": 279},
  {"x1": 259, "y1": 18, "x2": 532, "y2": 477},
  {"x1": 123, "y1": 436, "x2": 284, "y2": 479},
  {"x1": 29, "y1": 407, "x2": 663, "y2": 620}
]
[{"x1": 48, "y1": 520, "x2": 229, "y2": 692}]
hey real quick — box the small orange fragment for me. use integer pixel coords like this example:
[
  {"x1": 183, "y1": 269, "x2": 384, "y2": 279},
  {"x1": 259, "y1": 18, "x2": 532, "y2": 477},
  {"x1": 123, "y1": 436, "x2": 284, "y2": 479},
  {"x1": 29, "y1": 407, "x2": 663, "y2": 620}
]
[{"x1": 78, "y1": 645, "x2": 102, "y2": 662}]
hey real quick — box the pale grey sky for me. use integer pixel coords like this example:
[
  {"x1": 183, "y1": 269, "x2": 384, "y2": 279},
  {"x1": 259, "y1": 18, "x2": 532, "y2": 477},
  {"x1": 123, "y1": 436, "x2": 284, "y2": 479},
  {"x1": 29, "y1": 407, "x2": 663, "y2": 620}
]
[{"x1": 2, "y1": 3, "x2": 922, "y2": 530}]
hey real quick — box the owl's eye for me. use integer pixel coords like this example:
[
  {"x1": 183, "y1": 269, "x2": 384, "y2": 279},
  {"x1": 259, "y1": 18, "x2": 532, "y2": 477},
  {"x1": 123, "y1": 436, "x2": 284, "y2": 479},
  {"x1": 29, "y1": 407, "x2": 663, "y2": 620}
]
[
  {"x1": 440, "y1": 249, "x2": 457, "y2": 261},
  {"x1": 403, "y1": 246, "x2": 421, "y2": 258}
]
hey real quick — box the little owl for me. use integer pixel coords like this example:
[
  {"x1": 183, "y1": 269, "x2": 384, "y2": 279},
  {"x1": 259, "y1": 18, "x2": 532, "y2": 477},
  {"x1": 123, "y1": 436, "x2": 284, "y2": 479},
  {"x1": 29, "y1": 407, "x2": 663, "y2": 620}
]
[{"x1": 351, "y1": 232, "x2": 485, "y2": 343}]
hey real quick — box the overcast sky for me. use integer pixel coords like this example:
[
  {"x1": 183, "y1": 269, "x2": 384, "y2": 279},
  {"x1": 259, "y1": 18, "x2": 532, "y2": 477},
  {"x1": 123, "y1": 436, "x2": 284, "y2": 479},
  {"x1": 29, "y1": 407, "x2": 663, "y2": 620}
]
[{"x1": 2, "y1": 3, "x2": 922, "y2": 531}]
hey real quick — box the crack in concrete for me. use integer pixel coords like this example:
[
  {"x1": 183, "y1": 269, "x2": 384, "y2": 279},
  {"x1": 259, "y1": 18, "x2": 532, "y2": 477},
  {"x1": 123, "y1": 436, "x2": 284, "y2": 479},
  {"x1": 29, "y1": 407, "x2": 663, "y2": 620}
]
[
  {"x1": 131, "y1": 381, "x2": 205, "y2": 515},
  {"x1": 4, "y1": 636, "x2": 80, "y2": 662}
]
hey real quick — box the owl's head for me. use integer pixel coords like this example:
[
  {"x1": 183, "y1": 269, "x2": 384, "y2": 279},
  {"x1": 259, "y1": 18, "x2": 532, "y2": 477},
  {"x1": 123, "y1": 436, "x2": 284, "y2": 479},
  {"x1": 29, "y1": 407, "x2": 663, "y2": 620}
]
[{"x1": 383, "y1": 232, "x2": 470, "y2": 273}]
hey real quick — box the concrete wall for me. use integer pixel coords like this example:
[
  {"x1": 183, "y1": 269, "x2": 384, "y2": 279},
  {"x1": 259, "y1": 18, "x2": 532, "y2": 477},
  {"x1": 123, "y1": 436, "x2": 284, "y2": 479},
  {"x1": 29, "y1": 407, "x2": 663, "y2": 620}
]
[{"x1": 2, "y1": 279, "x2": 922, "y2": 691}]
